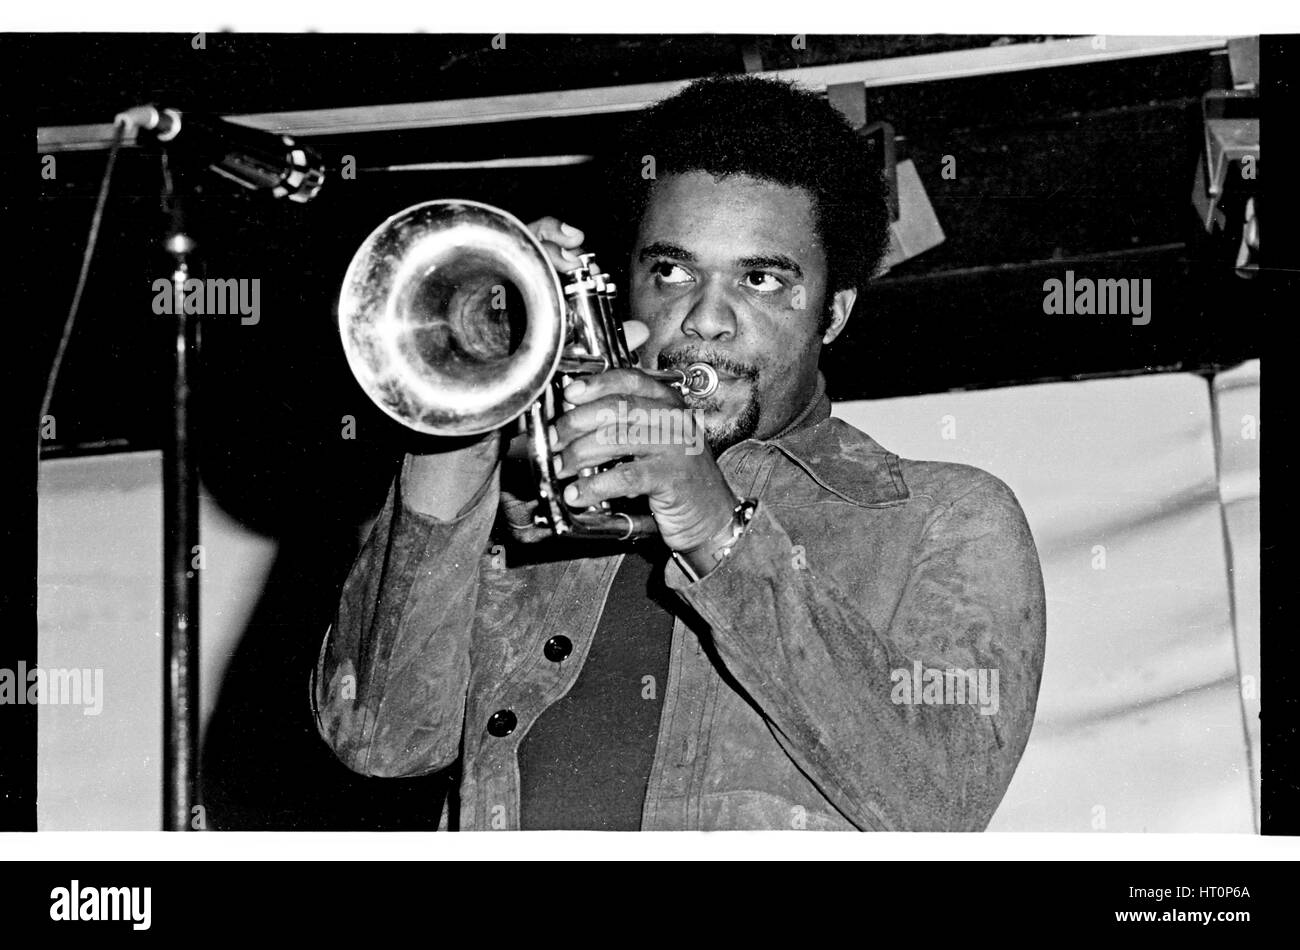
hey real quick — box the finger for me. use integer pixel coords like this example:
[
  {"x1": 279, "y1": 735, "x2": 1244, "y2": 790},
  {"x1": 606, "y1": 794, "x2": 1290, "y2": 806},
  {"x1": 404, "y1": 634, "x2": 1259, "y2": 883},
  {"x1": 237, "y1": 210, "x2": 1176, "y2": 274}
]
[
  {"x1": 560, "y1": 368, "x2": 680, "y2": 408},
  {"x1": 527, "y1": 217, "x2": 588, "y2": 272},
  {"x1": 528, "y1": 219, "x2": 587, "y2": 272},
  {"x1": 554, "y1": 422, "x2": 661, "y2": 478},
  {"x1": 622, "y1": 319, "x2": 650, "y2": 353},
  {"x1": 551, "y1": 394, "x2": 631, "y2": 450},
  {"x1": 528, "y1": 216, "x2": 586, "y2": 249},
  {"x1": 562, "y1": 460, "x2": 651, "y2": 508},
  {"x1": 538, "y1": 239, "x2": 585, "y2": 274},
  {"x1": 552, "y1": 390, "x2": 675, "y2": 449}
]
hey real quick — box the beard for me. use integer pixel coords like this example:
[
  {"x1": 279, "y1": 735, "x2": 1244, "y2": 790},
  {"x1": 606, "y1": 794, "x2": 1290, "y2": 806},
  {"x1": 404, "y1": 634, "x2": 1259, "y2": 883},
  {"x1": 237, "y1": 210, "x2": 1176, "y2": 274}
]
[
  {"x1": 691, "y1": 387, "x2": 761, "y2": 455},
  {"x1": 657, "y1": 348, "x2": 762, "y2": 456}
]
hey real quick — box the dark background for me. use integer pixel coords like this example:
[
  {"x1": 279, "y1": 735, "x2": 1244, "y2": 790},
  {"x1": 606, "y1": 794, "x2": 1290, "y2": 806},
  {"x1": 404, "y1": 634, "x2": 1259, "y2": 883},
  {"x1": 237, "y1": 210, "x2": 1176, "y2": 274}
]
[{"x1": 25, "y1": 33, "x2": 1281, "y2": 830}]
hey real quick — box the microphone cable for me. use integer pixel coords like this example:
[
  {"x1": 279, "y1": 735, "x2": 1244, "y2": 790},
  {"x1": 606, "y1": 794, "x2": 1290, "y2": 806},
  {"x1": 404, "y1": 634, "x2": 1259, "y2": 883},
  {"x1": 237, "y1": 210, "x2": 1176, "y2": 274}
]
[{"x1": 38, "y1": 116, "x2": 127, "y2": 464}]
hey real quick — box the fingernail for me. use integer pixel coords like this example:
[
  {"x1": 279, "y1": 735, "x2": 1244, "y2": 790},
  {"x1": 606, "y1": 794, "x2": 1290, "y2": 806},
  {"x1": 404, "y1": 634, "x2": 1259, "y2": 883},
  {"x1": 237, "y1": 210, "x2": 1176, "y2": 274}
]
[
  {"x1": 547, "y1": 424, "x2": 559, "y2": 449},
  {"x1": 560, "y1": 248, "x2": 579, "y2": 262},
  {"x1": 564, "y1": 484, "x2": 579, "y2": 504},
  {"x1": 564, "y1": 379, "x2": 586, "y2": 398},
  {"x1": 560, "y1": 222, "x2": 581, "y2": 237}
]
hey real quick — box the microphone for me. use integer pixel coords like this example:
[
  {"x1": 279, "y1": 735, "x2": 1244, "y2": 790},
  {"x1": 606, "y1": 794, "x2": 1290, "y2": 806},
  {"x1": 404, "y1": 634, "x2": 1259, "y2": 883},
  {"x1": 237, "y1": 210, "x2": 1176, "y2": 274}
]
[{"x1": 115, "y1": 104, "x2": 326, "y2": 204}]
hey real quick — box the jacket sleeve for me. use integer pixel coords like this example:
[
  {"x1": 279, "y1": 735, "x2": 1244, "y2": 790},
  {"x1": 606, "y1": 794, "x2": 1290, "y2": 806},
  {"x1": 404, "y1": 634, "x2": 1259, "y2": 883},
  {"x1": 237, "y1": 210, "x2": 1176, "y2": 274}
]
[
  {"x1": 664, "y1": 474, "x2": 1046, "y2": 831},
  {"x1": 311, "y1": 458, "x2": 500, "y2": 778}
]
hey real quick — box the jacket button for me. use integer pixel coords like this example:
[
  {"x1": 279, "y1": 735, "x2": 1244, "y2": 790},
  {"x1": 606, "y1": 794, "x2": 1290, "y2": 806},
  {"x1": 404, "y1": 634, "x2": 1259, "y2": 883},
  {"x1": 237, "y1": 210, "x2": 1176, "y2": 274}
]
[
  {"x1": 487, "y1": 710, "x2": 517, "y2": 737},
  {"x1": 544, "y1": 635, "x2": 573, "y2": 662}
]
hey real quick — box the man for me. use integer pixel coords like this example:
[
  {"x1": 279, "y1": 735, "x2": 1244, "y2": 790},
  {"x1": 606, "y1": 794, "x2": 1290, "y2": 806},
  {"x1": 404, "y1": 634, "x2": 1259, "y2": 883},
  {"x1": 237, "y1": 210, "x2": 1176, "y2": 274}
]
[{"x1": 312, "y1": 74, "x2": 1047, "y2": 831}]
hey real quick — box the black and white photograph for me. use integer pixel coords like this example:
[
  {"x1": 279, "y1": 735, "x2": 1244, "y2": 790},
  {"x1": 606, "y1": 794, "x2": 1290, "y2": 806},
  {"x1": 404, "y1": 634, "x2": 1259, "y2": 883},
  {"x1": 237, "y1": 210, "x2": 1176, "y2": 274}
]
[{"x1": 10, "y1": 9, "x2": 1287, "y2": 880}]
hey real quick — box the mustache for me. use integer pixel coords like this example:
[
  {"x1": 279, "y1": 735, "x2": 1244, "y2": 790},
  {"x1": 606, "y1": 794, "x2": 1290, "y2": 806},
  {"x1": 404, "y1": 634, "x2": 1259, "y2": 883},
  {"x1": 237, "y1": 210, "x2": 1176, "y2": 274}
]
[{"x1": 656, "y1": 348, "x2": 759, "y2": 381}]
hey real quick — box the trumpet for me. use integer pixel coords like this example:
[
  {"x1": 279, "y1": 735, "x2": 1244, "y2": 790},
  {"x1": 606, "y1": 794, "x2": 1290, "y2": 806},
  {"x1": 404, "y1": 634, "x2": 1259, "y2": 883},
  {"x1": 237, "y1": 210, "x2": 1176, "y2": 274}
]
[{"x1": 338, "y1": 199, "x2": 719, "y2": 540}]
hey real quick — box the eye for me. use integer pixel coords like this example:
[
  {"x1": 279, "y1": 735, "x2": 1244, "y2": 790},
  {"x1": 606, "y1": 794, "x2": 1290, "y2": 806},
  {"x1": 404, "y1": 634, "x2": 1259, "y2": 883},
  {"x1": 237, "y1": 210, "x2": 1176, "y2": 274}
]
[
  {"x1": 651, "y1": 261, "x2": 693, "y2": 285},
  {"x1": 742, "y1": 271, "x2": 783, "y2": 292},
  {"x1": 651, "y1": 261, "x2": 691, "y2": 283}
]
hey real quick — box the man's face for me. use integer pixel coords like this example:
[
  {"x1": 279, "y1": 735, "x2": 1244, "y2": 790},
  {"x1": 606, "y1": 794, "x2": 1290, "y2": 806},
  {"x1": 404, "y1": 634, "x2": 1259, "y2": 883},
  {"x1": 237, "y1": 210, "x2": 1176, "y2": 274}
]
[{"x1": 628, "y1": 171, "x2": 835, "y2": 455}]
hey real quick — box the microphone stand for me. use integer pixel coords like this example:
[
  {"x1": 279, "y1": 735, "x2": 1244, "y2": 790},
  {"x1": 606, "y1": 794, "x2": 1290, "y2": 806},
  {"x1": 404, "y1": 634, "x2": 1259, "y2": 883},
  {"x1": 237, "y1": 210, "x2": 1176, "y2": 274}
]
[
  {"x1": 159, "y1": 153, "x2": 201, "y2": 831},
  {"x1": 130, "y1": 104, "x2": 323, "y2": 831}
]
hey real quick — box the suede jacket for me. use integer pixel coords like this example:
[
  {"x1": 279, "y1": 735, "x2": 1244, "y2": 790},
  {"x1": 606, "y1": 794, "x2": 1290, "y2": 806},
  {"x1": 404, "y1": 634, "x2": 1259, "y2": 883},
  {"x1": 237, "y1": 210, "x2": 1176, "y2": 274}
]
[{"x1": 312, "y1": 373, "x2": 1047, "y2": 830}]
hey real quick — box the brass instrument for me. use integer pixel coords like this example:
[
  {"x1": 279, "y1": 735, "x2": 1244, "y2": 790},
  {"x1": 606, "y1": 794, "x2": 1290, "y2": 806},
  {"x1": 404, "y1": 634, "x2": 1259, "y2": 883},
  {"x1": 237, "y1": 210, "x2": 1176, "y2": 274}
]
[{"x1": 338, "y1": 199, "x2": 719, "y2": 540}]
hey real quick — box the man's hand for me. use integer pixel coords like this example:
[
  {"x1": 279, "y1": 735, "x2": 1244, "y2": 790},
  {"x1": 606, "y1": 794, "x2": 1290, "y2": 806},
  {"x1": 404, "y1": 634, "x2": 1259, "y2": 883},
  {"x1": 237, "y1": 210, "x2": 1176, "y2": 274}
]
[
  {"x1": 527, "y1": 215, "x2": 588, "y2": 273},
  {"x1": 548, "y1": 369, "x2": 738, "y2": 553},
  {"x1": 527, "y1": 215, "x2": 650, "y2": 350}
]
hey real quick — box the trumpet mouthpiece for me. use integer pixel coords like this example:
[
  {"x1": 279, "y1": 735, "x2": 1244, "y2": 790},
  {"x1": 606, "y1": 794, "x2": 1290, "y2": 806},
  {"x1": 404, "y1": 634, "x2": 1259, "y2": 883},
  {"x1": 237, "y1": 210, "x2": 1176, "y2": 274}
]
[{"x1": 681, "y1": 362, "x2": 720, "y2": 398}]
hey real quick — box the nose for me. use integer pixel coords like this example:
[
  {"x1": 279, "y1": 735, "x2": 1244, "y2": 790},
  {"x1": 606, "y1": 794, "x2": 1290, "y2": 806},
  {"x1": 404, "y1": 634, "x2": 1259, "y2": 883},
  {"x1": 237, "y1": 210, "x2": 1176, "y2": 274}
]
[{"x1": 680, "y1": 281, "x2": 738, "y2": 342}]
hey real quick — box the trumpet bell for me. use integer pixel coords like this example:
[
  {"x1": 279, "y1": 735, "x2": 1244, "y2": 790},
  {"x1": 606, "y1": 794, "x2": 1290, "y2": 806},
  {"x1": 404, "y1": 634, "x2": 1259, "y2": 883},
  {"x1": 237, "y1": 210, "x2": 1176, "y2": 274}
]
[{"x1": 338, "y1": 200, "x2": 566, "y2": 436}]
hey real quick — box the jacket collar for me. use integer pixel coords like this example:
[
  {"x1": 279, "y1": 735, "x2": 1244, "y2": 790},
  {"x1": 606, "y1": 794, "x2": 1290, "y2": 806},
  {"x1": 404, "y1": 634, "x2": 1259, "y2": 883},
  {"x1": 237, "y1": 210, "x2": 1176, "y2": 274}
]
[{"x1": 720, "y1": 371, "x2": 909, "y2": 507}]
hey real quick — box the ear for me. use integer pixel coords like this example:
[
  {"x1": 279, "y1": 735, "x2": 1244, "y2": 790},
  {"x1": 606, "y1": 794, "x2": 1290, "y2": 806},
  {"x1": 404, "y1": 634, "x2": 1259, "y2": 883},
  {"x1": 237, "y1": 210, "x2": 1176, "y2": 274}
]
[{"x1": 822, "y1": 288, "x2": 857, "y2": 345}]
